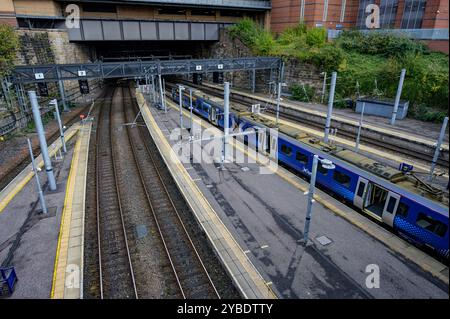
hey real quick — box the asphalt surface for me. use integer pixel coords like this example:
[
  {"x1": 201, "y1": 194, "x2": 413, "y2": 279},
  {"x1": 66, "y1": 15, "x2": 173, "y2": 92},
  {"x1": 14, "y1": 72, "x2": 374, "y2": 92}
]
[
  {"x1": 0, "y1": 141, "x2": 75, "y2": 298},
  {"x1": 149, "y1": 100, "x2": 449, "y2": 299}
]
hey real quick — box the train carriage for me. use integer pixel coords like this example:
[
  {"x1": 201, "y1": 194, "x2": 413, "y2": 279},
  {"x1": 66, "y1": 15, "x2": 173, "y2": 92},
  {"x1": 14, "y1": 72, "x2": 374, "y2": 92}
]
[{"x1": 170, "y1": 84, "x2": 449, "y2": 259}]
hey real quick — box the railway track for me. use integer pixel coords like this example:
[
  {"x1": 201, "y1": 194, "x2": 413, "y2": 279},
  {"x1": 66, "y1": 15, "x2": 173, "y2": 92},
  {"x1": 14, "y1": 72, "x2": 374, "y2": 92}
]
[
  {"x1": 95, "y1": 87, "x2": 138, "y2": 299},
  {"x1": 123, "y1": 87, "x2": 221, "y2": 299},
  {"x1": 173, "y1": 81, "x2": 449, "y2": 170}
]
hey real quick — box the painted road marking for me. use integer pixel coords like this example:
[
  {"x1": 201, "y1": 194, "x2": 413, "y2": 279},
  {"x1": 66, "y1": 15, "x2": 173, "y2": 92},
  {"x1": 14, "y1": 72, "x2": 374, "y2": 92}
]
[{"x1": 260, "y1": 245, "x2": 269, "y2": 249}]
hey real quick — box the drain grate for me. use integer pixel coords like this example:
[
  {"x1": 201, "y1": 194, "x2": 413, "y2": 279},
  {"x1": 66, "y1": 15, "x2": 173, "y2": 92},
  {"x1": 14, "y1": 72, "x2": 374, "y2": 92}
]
[{"x1": 316, "y1": 235, "x2": 333, "y2": 246}]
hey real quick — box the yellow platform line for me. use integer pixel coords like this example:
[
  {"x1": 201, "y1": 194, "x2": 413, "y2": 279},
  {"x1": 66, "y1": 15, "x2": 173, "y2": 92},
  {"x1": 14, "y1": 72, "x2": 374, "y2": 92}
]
[
  {"x1": 136, "y1": 91, "x2": 277, "y2": 299},
  {"x1": 0, "y1": 124, "x2": 80, "y2": 214},
  {"x1": 164, "y1": 96, "x2": 449, "y2": 285},
  {"x1": 51, "y1": 130, "x2": 81, "y2": 299}
]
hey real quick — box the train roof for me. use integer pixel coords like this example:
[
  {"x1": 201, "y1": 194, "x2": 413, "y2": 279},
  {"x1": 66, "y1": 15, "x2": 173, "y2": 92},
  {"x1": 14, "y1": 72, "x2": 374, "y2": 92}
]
[{"x1": 188, "y1": 87, "x2": 449, "y2": 210}]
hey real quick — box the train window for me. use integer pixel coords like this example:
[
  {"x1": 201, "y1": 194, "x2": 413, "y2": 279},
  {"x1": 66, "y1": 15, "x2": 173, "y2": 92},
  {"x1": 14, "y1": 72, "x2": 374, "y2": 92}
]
[
  {"x1": 386, "y1": 197, "x2": 397, "y2": 214},
  {"x1": 416, "y1": 213, "x2": 448, "y2": 237},
  {"x1": 357, "y1": 183, "x2": 365, "y2": 197},
  {"x1": 396, "y1": 202, "x2": 409, "y2": 218},
  {"x1": 317, "y1": 162, "x2": 329, "y2": 176},
  {"x1": 296, "y1": 152, "x2": 308, "y2": 164},
  {"x1": 281, "y1": 144, "x2": 292, "y2": 156},
  {"x1": 333, "y1": 170, "x2": 351, "y2": 188}
]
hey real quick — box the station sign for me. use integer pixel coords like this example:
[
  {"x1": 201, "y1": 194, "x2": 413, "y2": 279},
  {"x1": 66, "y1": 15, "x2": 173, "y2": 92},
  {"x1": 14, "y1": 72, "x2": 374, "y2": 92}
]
[
  {"x1": 399, "y1": 163, "x2": 414, "y2": 173},
  {"x1": 78, "y1": 79, "x2": 89, "y2": 94}
]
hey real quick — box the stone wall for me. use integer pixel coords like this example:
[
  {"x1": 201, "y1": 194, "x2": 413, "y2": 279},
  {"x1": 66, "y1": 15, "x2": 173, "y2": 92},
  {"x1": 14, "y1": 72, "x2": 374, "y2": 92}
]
[
  {"x1": 191, "y1": 28, "x2": 324, "y2": 95},
  {"x1": 15, "y1": 28, "x2": 95, "y2": 95}
]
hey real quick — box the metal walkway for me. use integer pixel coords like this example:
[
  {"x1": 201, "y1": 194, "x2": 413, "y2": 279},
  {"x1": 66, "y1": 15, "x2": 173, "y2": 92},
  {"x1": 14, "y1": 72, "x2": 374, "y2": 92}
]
[{"x1": 12, "y1": 57, "x2": 282, "y2": 84}]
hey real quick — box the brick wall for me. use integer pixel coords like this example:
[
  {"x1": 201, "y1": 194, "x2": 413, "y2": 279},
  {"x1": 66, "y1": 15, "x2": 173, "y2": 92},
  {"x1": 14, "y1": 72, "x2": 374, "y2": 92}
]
[{"x1": 0, "y1": 0, "x2": 17, "y2": 26}]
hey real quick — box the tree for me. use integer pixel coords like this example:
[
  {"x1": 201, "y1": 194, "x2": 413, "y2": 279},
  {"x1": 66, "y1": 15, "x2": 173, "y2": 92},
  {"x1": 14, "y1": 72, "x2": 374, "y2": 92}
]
[{"x1": 0, "y1": 23, "x2": 19, "y2": 77}]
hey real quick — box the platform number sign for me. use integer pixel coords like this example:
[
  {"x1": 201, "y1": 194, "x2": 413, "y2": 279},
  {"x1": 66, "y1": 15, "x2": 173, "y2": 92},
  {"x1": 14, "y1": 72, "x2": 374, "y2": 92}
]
[
  {"x1": 34, "y1": 73, "x2": 44, "y2": 80},
  {"x1": 37, "y1": 82, "x2": 49, "y2": 97},
  {"x1": 78, "y1": 79, "x2": 89, "y2": 94},
  {"x1": 217, "y1": 64, "x2": 224, "y2": 70},
  {"x1": 195, "y1": 65, "x2": 202, "y2": 71},
  {"x1": 78, "y1": 70, "x2": 86, "y2": 77},
  {"x1": 399, "y1": 163, "x2": 413, "y2": 173}
]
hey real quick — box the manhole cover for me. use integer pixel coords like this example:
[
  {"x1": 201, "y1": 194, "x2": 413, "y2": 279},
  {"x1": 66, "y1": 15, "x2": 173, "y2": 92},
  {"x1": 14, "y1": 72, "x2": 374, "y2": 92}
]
[{"x1": 316, "y1": 235, "x2": 333, "y2": 246}]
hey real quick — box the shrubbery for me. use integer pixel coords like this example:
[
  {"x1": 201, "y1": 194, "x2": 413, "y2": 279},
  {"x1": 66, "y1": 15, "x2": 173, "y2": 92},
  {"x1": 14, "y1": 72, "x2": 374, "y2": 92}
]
[
  {"x1": 228, "y1": 20, "x2": 448, "y2": 122},
  {"x1": 0, "y1": 23, "x2": 19, "y2": 77}
]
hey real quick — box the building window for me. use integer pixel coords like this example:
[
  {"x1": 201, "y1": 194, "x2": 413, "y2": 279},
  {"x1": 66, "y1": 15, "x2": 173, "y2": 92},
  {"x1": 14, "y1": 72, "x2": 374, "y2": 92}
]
[
  {"x1": 158, "y1": 8, "x2": 186, "y2": 15},
  {"x1": 220, "y1": 11, "x2": 244, "y2": 17},
  {"x1": 296, "y1": 151, "x2": 309, "y2": 165},
  {"x1": 83, "y1": 4, "x2": 116, "y2": 13},
  {"x1": 416, "y1": 212, "x2": 448, "y2": 237},
  {"x1": 333, "y1": 170, "x2": 351, "y2": 188},
  {"x1": 380, "y1": 0, "x2": 399, "y2": 28},
  {"x1": 281, "y1": 144, "x2": 292, "y2": 156},
  {"x1": 191, "y1": 9, "x2": 215, "y2": 16},
  {"x1": 356, "y1": 0, "x2": 373, "y2": 29},
  {"x1": 357, "y1": 0, "x2": 399, "y2": 29},
  {"x1": 401, "y1": 0, "x2": 427, "y2": 29}
]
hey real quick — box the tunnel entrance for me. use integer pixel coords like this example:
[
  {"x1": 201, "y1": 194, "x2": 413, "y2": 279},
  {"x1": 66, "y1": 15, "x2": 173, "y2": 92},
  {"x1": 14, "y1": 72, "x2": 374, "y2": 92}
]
[{"x1": 86, "y1": 40, "x2": 216, "y2": 62}]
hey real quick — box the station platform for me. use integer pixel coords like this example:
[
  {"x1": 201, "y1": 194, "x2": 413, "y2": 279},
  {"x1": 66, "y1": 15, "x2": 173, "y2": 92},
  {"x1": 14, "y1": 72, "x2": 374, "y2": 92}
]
[
  {"x1": 0, "y1": 121, "x2": 89, "y2": 298},
  {"x1": 135, "y1": 90, "x2": 276, "y2": 299},
  {"x1": 141, "y1": 89, "x2": 448, "y2": 298}
]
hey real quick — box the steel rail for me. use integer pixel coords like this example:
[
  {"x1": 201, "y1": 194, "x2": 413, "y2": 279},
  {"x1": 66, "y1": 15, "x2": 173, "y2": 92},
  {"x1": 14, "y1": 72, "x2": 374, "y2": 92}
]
[
  {"x1": 124, "y1": 86, "x2": 220, "y2": 299},
  {"x1": 96, "y1": 87, "x2": 138, "y2": 299}
]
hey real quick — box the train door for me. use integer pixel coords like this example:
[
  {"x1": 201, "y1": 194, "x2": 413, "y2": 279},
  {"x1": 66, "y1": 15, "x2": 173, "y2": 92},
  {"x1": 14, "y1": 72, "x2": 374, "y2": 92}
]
[
  {"x1": 381, "y1": 192, "x2": 400, "y2": 227},
  {"x1": 209, "y1": 107, "x2": 216, "y2": 124},
  {"x1": 353, "y1": 177, "x2": 369, "y2": 209}
]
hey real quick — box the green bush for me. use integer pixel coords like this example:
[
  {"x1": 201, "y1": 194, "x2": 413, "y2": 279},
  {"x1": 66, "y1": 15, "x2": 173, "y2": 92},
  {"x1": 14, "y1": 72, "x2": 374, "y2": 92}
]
[
  {"x1": 305, "y1": 27, "x2": 326, "y2": 47},
  {"x1": 309, "y1": 45, "x2": 345, "y2": 72},
  {"x1": 335, "y1": 30, "x2": 428, "y2": 58},
  {"x1": 290, "y1": 83, "x2": 315, "y2": 102},
  {"x1": 228, "y1": 20, "x2": 448, "y2": 122},
  {"x1": 0, "y1": 23, "x2": 19, "y2": 76}
]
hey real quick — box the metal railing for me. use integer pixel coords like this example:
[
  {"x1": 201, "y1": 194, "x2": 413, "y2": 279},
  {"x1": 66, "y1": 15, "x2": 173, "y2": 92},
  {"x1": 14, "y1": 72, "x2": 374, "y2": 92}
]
[
  {"x1": 12, "y1": 57, "x2": 282, "y2": 84},
  {"x1": 107, "y1": 0, "x2": 271, "y2": 9},
  {"x1": 328, "y1": 28, "x2": 449, "y2": 40}
]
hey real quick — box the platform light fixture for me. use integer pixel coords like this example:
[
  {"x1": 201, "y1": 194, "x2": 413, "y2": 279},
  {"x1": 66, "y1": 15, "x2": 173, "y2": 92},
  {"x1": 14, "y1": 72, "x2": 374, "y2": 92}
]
[
  {"x1": 275, "y1": 82, "x2": 287, "y2": 126},
  {"x1": 302, "y1": 155, "x2": 334, "y2": 245}
]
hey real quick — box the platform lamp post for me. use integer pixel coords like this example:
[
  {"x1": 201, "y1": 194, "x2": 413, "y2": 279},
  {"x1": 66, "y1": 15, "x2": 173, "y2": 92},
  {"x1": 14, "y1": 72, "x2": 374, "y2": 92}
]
[
  {"x1": 178, "y1": 84, "x2": 185, "y2": 139},
  {"x1": 49, "y1": 99, "x2": 67, "y2": 153},
  {"x1": 320, "y1": 71, "x2": 327, "y2": 104},
  {"x1": 429, "y1": 116, "x2": 448, "y2": 182},
  {"x1": 302, "y1": 155, "x2": 335, "y2": 245},
  {"x1": 355, "y1": 102, "x2": 366, "y2": 153},
  {"x1": 28, "y1": 90, "x2": 57, "y2": 191},
  {"x1": 27, "y1": 138, "x2": 47, "y2": 214},
  {"x1": 324, "y1": 72, "x2": 337, "y2": 144},
  {"x1": 390, "y1": 68, "x2": 406, "y2": 126},
  {"x1": 189, "y1": 88, "x2": 194, "y2": 140},
  {"x1": 275, "y1": 82, "x2": 287, "y2": 126}
]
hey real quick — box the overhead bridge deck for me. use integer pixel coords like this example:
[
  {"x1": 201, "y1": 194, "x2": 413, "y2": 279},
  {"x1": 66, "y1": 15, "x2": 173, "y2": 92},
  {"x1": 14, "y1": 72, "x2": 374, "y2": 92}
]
[{"x1": 11, "y1": 57, "x2": 281, "y2": 84}]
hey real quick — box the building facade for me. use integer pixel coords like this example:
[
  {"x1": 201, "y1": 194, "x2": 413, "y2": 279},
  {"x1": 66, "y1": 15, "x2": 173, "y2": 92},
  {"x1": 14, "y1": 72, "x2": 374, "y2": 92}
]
[{"x1": 271, "y1": 0, "x2": 449, "y2": 52}]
